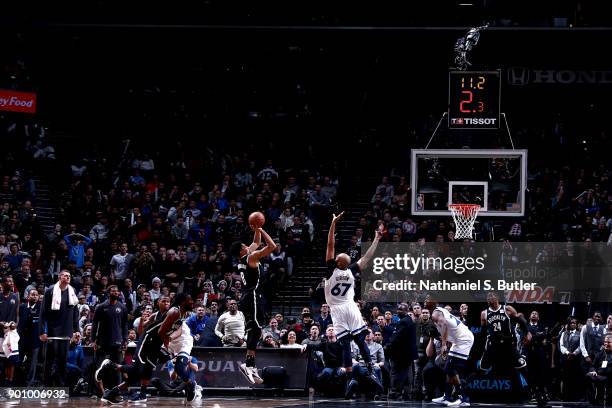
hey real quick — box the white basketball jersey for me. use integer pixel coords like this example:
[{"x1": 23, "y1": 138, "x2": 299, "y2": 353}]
[
  {"x1": 325, "y1": 267, "x2": 356, "y2": 306},
  {"x1": 434, "y1": 307, "x2": 472, "y2": 344},
  {"x1": 166, "y1": 307, "x2": 194, "y2": 356}
]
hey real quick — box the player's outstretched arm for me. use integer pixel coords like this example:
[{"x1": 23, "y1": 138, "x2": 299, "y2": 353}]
[
  {"x1": 248, "y1": 227, "x2": 262, "y2": 253},
  {"x1": 158, "y1": 307, "x2": 180, "y2": 346},
  {"x1": 326, "y1": 212, "x2": 344, "y2": 262},
  {"x1": 507, "y1": 305, "x2": 532, "y2": 344},
  {"x1": 247, "y1": 228, "x2": 277, "y2": 266},
  {"x1": 433, "y1": 311, "x2": 449, "y2": 353},
  {"x1": 479, "y1": 309, "x2": 489, "y2": 339},
  {"x1": 356, "y1": 224, "x2": 383, "y2": 270}
]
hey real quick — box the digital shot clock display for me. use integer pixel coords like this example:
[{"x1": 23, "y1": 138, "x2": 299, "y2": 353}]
[{"x1": 448, "y1": 70, "x2": 501, "y2": 129}]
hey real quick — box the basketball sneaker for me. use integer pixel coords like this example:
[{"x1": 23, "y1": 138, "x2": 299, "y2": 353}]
[
  {"x1": 446, "y1": 396, "x2": 471, "y2": 407},
  {"x1": 432, "y1": 395, "x2": 452, "y2": 405},
  {"x1": 95, "y1": 358, "x2": 115, "y2": 382},
  {"x1": 194, "y1": 384, "x2": 203, "y2": 401},
  {"x1": 72, "y1": 377, "x2": 86, "y2": 394},
  {"x1": 128, "y1": 392, "x2": 147, "y2": 403},
  {"x1": 239, "y1": 363, "x2": 263, "y2": 384},
  {"x1": 101, "y1": 388, "x2": 123, "y2": 405}
]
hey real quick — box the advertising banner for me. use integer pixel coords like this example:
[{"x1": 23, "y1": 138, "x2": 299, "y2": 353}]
[
  {"x1": 0, "y1": 89, "x2": 37, "y2": 113},
  {"x1": 83, "y1": 346, "x2": 309, "y2": 390}
]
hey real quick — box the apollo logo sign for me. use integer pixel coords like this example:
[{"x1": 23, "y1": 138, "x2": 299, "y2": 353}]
[{"x1": 507, "y1": 67, "x2": 612, "y2": 86}]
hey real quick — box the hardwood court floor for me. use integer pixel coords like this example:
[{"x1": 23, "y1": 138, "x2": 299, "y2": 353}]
[{"x1": 1, "y1": 397, "x2": 595, "y2": 407}]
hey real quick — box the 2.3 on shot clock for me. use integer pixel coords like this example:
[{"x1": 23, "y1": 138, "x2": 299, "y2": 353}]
[{"x1": 448, "y1": 70, "x2": 501, "y2": 129}]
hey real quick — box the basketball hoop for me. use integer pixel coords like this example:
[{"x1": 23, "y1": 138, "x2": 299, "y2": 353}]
[{"x1": 449, "y1": 204, "x2": 481, "y2": 240}]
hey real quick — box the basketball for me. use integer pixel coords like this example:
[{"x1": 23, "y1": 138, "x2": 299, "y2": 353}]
[{"x1": 248, "y1": 211, "x2": 265, "y2": 228}]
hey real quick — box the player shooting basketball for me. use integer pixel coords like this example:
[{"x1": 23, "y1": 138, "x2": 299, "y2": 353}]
[
  {"x1": 325, "y1": 211, "x2": 384, "y2": 398},
  {"x1": 229, "y1": 213, "x2": 277, "y2": 385}
]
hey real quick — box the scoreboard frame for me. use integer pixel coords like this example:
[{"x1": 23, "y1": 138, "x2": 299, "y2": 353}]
[{"x1": 448, "y1": 70, "x2": 501, "y2": 130}]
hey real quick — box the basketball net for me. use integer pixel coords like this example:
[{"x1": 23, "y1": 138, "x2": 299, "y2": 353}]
[{"x1": 449, "y1": 204, "x2": 480, "y2": 240}]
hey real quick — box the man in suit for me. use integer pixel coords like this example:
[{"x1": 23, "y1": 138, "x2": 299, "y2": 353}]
[
  {"x1": 585, "y1": 334, "x2": 612, "y2": 405},
  {"x1": 18, "y1": 288, "x2": 42, "y2": 385},
  {"x1": 385, "y1": 303, "x2": 418, "y2": 400}
]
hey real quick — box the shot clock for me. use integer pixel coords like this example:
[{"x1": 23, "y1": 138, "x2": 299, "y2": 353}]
[{"x1": 448, "y1": 70, "x2": 500, "y2": 129}]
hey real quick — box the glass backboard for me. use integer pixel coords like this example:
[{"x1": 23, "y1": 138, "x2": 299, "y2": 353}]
[{"x1": 411, "y1": 149, "x2": 527, "y2": 217}]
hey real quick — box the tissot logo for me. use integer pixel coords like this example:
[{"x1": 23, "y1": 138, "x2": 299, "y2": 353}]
[
  {"x1": 507, "y1": 67, "x2": 612, "y2": 86},
  {"x1": 451, "y1": 118, "x2": 497, "y2": 125},
  {"x1": 465, "y1": 118, "x2": 496, "y2": 125}
]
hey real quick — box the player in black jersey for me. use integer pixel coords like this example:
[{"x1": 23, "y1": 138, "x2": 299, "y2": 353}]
[
  {"x1": 97, "y1": 296, "x2": 172, "y2": 404},
  {"x1": 229, "y1": 226, "x2": 277, "y2": 385},
  {"x1": 479, "y1": 292, "x2": 532, "y2": 374}
]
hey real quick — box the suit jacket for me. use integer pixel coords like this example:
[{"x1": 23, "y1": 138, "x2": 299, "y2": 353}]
[
  {"x1": 386, "y1": 315, "x2": 418, "y2": 366},
  {"x1": 18, "y1": 302, "x2": 41, "y2": 349},
  {"x1": 591, "y1": 349, "x2": 612, "y2": 378}
]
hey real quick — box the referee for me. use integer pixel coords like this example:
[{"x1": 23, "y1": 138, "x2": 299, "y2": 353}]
[{"x1": 91, "y1": 285, "x2": 128, "y2": 394}]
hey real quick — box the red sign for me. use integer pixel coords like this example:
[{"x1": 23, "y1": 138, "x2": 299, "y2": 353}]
[{"x1": 0, "y1": 89, "x2": 37, "y2": 114}]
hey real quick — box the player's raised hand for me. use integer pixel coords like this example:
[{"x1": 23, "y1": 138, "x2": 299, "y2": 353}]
[
  {"x1": 331, "y1": 211, "x2": 345, "y2": 224},
  {"x1": 375, "y1": 223, "x2": 384, "y2": 240}
]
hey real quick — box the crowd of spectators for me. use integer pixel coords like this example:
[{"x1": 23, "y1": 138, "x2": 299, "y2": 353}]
[
  {"x1": 246, "y1": 299, "x2": 612, "y2": 404},
  {"x1": 0, "y1": 121, "x2": 343, "y2": 388},
  {"x1": 0, "y1": 110, "x2": 609, "y2": 402}
]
